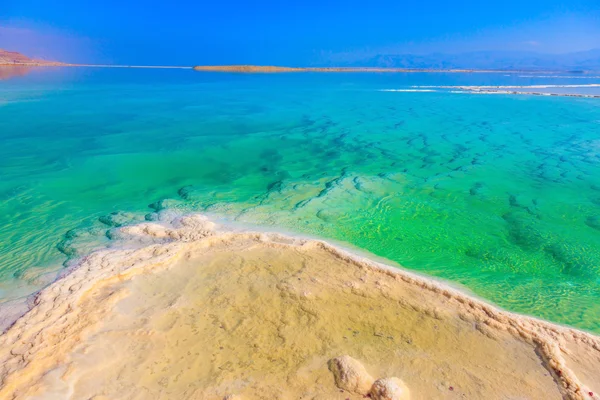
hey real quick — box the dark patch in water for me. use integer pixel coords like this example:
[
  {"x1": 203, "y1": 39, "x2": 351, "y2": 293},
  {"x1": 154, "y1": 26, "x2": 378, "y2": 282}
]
[
  {"x1": 393, "y1": 121, "x2": 405, "y2": 129},
  {"x1": 508, "y1": 194, "x2": 537, "y2": 216},
  {"x1": 266, "y1": 180, "x2": 283, "y2": 192},
  {"x1": 502, "y1": 212, "x2": 544, "y2": 251},
  {"x1": 469, "y1": 182, "x2": 485, "y2": 197},
  {"x1": 177, "y1": 185, "x2": 195, "y2": 201},
  {"x1": 98, "y1": 211, "x2": 142, "y2": 228},
  {"x1": 585, "y1": 216, "x2": 600, "y2": 231},
  {"x1": 316, "y1": 209, "x2": 337, "y2": 223},
  {"x1": 352, "y1": 177, "x2": 367, "y2": 193},
  {"x1": 544, "y1": 244, "x2": 594, "y2": 279}
]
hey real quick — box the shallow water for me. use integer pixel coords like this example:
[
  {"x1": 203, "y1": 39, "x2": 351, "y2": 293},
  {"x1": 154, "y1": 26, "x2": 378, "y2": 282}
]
[{"x1": 1, "y1": 67, "x2": 600, "y2": 331}]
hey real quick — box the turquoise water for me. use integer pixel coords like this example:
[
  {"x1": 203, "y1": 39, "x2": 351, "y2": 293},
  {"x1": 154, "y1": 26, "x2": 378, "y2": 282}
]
[{"x1": 2, "y1": 67, "x2": 600, "y2": 331}]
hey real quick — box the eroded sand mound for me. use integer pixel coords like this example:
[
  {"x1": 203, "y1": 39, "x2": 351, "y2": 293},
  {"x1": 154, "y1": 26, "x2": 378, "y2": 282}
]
[{"x1": 0, "y1": 214, "x2": 599, "y2": 399}]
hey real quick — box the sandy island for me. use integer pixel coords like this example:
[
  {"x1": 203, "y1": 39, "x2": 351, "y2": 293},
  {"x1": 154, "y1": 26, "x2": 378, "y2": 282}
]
[
  {"x1": 1, "y1": 214, "x2": 599, "y2": 399},
  {"x1": 192, "y1": 65, "x2": 551, "y2": 74}
]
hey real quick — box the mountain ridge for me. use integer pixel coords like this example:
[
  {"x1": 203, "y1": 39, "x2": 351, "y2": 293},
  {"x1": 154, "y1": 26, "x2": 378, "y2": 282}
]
[{"x1": 335, "y1": 49, "x2": 600, "y2": 71}]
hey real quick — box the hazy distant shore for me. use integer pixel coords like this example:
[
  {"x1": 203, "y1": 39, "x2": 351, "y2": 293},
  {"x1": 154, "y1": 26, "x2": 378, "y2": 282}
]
[
  {"x1": 3, "y1": 48, "x2": 600, "y2": 74},
  {"x1": 0, "y1": 62, "x2": 66, "y2": 67},
  {"x1": 2, "y1": 63, "x2": 594, "y2": 74},
  {"x1": 4, "y1": 63, "x2": 600, "y2": 98},
  {"x1": 192, "y1": 64, "x2": 582, "y2": 74},
  {"x1": 0, "y1": 63, "x2": 192, "y2": 69}
]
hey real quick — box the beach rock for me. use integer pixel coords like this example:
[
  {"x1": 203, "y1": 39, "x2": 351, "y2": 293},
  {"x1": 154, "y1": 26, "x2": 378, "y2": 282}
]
[
  {"x1": 222, "y1": 395, "x2": 241, "y2": 400},
  {"x1": 327, "y1": 355, "x2": 374, "y2": 395},
  {"x1": 370, "y1": 377, "x2": 410, "y2": 400}
]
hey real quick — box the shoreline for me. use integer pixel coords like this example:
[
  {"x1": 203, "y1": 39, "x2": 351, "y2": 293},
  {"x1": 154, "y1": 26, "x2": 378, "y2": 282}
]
[
  {"x1": 2, "y1": 209, "x2": 596, "y2": 338},
  {"x1": 3, "y1": 65, "x2": 598, "y2": 98},
  {"x1": 2, "y1": 63, "x2": 599, "y2": 74},
  {"x1": 1, "y1": 213, "x2": 599, "y2": 398},
  {"x1": 195, "y1": 212, "x2": 600, "y2": 337},
  {"x1": 192, "y1": 65, "x2": 600, "y2": 74},
  {"x1": 0, "y1": 63, "x2": 193, "y2": 69}
]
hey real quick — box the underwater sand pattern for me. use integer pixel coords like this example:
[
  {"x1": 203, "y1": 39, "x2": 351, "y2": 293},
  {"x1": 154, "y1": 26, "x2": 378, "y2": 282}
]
[{"x1": 1, "y1": 71, "x2": 600, "y2": 333}]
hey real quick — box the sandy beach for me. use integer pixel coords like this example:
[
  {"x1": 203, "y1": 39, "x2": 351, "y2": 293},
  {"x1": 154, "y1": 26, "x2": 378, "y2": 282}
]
[{"x1": 1, "y1": 214, "x2": 599, "y2": 399}]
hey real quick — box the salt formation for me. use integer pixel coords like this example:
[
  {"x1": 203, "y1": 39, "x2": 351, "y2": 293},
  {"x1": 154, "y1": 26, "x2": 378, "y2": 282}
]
[
  {"x1": 327, "y1": 355, "x2": 375, "y2": 395},
  {"x1": 370, "y1": 377, "x2": 411, "y2": 400}
]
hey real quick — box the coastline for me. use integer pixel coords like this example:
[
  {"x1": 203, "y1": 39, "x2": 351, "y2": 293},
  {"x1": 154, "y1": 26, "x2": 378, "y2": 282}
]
[
  {"x1": 0, "y1": 63, "x2": 193, "y2": 69},
  {"x1": 5, "y1": 64, "x2": 600, "y2": 99},
  {"x1": 193, "y1": 65, "x2": 587, "y2": 74},
  {"x1": 3, "y1": 65, "x2": 599, "y2": 99},
  {"x1": 1, "y1": 213, "x2": 599, "y2": 399},
  {"x1": 2, "y1": 63, "x2": 596, "y2": 75}
]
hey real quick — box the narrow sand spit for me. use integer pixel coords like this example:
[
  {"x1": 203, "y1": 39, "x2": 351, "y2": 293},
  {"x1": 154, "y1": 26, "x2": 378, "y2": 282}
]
[{"x1": 0, "y1": 214, "x2": 599, "y2": 399}]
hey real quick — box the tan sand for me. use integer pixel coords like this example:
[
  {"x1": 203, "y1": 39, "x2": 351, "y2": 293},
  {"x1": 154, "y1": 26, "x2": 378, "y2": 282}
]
[{"x1": 0, "y1": 214, "x2": 599, "y2": 399}]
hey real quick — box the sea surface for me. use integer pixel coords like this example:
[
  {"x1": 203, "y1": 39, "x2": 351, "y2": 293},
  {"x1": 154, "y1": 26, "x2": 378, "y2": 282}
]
[{"x1": 1, "y1": 67, "x2": 600, "y2": 331}]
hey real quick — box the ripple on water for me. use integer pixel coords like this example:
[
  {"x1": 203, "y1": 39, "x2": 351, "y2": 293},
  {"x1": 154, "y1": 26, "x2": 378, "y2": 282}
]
[{"x1": 1, "y1": 71, "x2": 600, "y2": 332}]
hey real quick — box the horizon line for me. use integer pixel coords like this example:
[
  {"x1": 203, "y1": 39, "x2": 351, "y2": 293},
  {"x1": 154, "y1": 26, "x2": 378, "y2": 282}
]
[{"x1": 1, "y1": 63, "x2": 598, "y2": 74}]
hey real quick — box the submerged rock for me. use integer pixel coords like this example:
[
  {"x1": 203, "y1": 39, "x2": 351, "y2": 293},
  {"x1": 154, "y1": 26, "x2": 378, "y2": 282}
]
[
  {"x1": 328, "y1": 355, "x2": 374, "y2": 395},
  {"x1": 370, "y1": 377, "x2": 411, "y2": 400}
]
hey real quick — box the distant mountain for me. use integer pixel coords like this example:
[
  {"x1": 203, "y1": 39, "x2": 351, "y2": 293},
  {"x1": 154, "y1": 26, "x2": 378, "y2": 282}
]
[
  {"x1": 341, "y1": 49, "x2": 600, "y2": 71},
  {"x1": 0, "y1": 49, "x2": 64, "y2": 66}
]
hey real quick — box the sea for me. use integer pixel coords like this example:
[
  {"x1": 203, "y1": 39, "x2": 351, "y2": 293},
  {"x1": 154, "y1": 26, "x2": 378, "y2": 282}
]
[{"x1": 1, "y1": 66, "x2": 600, "y2": 331}]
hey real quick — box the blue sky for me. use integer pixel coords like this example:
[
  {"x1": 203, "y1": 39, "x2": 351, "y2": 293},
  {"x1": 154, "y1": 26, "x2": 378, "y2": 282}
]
[{"x1": 1, "y1": 0, "x2": 599, "y2": 65}]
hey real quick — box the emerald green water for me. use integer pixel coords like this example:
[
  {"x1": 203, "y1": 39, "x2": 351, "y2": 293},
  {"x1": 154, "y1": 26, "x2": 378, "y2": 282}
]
[{"x1": 1, "y1": 67, "x2": 600, "y2": 331}]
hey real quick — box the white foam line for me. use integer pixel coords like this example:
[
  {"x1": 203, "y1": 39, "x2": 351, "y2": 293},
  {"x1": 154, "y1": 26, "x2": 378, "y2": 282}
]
[
  {"x1": 413, "y1": 84, "x2": 600, "y2": 89},
  {"x1": 518, "y1": 75, "x2": 600, "y2": 79},
  {"x1": 447, "y1": 89, "x2": 600, "y2": 98},
  {"x1": 379, "y1": 89, "x2": 437, "y2": 92},
  {"x1": 449, "y1": 90, "x2": 504, "y2": 95}
]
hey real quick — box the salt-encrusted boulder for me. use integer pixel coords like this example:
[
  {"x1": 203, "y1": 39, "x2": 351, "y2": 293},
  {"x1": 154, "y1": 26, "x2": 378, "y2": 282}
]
[
  {"x1": 327, "y1": 355, "x2": 374, "y2": 395},
  {"x1": 370, "y1": 377, "x2": 410, "y2": 400}
]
